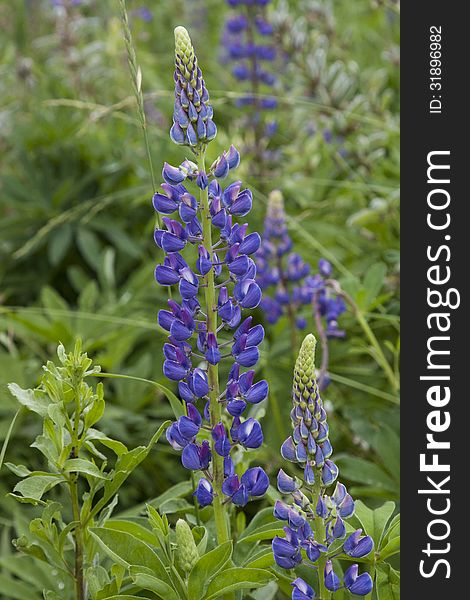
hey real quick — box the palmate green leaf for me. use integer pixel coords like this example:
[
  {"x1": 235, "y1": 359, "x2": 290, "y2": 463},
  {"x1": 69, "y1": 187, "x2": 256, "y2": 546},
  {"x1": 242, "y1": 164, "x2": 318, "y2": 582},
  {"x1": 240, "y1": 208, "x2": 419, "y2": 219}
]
[
  {"x1": 382, "y1": 513, "x2": 400, "y2": 546},
  {"x1": 86, "y1": 429, "x2": 128, "y2": 456},
  {"x1": 187, "y1": 540, "x2": 233, "y2": 600},
  {"x1": 203, "y1": 567, "x2": 275, "y2": 600},
  {"x1": 237, "y1": 507, "x2": 284, "y2": 544},
  {"x1": 129, "y1": 569, "x2": 179, "y2": 600},
  {"x1": 243, "y1": 547, "x2": 275, "y2": 569},
  {"x1": 362, "y1": 262, "x2": 387, "y2": 309},
  {"x1": 238, "y1": 506, "x2": 277, "y2": 539},
  {"x1": 335, "y1": 455, "x2": 397, "y2": 492},
  {"x1": 376, "y1": 563, "x2": 400, "y2": 600},
  {"x1": 90, "y1": 527, "x2": 172, "y2": 586},
  {"x1": 11, "y1": 474, "x2": 64, "y2": 503},
  {"x1": 379, "y1": 535, "x2": 400, "y2": 560},
  {"x1": 353, "y1": 500, "x2": 396, "y2": 547},
  {"x1": 192, "y1": 525, "x2": 208, "y2": 556},
  {"x1": 372, "y1": 424, "x2": 400, "y2": 481},
  {"x1": 238, "y1": 522, "x2": 284, "y2": 544}
]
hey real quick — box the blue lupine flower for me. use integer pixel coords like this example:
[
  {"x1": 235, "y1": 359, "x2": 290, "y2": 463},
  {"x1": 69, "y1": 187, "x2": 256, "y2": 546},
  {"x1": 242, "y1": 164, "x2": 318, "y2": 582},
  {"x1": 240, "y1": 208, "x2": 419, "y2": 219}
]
[
  {"x1": 272, "y1": 335, "x2": 374, "y2": 598},
  {"x1": 291, "y1": 578, "x2": 315, "y2": 600},
  {"x1": 256, "y1": 191, "x2": 311, "y2": 331},
  {"x1": 343, "y1": 529, "x2": 374, "y2": 558},
  {"x1": 156, "y1": 26, "x2": 268, "y2": 509},
  {"x1": 324, "y1": 560, "x2": 341, "y2": 592},
  {"x1": 242, "y1": 466, "x2": 269, "y2": 496},
  {"x1": 257, "y1": 192, "x2": 348, "y2": 389},
  {"x1": 221, "y1": 0, "x2": 278, "y2": 154},
  {"x1": 194, "y1": 478, "x2": 214, "y2": 507},
  {"x1": 273, "y1": 528, "x2": 302, "y2": 569},
  {"x1": 277, "y1": 469, "x2": 298, "y2": 493},
  {"x1": 344, "y1": 564, "x2": 374, "y2": 596},
  {"x1": 238, "y1": 418, "x2": 264, "y2": 449}
]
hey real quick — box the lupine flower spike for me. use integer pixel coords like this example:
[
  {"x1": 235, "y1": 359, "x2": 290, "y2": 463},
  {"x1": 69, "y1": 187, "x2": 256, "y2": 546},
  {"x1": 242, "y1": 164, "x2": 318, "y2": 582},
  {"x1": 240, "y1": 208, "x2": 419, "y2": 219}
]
[
  {"x1": 272, "y1": 334, "x2": 373, "y2": 599},
  {"x1": 256, "y1": 191, "x2": 347, "y2": 389},
  {"x1": 256, "y1": 190, "x2": 311, "y2": 341},
  {"x1": 221, "y1": 0, "x2": 279, "y2": 169},
  {"x1": 154, "y1": 26, "x2": 269, "y2": 545}
]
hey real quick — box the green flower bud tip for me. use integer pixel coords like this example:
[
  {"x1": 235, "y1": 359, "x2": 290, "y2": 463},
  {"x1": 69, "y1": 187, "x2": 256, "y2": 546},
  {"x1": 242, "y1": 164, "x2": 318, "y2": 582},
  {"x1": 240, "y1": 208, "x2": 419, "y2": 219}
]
[
  {"x1": 295, "y1": 333, "x2": 317, "y2": 391},
  {"x1": 174, "y1": 26, "x2": 197, "y2": 79},
  {"x1": 175, "y1": 519, "x2": 199, "y2": 573}
]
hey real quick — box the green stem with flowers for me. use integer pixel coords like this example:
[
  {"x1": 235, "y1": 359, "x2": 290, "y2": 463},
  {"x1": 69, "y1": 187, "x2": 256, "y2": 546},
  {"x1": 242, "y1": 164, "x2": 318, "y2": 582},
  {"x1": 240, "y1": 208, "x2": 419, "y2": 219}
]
[{"x1": 197, "y1": 149, "x2": 231, "y2": 546}]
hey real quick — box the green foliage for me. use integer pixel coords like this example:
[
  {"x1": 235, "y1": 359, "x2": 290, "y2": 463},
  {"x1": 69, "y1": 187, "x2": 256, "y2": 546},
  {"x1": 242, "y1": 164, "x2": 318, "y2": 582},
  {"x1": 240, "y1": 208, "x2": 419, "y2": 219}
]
[{"x1": 3, "y1": 342, "x2": 168, "y2": 599}]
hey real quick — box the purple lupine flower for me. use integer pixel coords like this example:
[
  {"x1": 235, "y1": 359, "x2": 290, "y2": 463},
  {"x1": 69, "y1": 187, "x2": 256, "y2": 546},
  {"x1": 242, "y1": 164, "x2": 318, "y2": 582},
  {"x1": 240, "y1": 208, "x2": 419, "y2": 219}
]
[
  {"x1": 272, "y1": 335, "x2": 374, "y2": 597},
  {"x1": 155, "y1": 26, "x2": 268, "y2": 509}
]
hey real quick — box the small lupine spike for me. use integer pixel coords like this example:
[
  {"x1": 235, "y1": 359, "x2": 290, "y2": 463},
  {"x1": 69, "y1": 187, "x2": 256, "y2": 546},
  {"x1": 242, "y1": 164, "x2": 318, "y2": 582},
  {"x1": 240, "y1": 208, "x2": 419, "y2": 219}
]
[{"x1": 175, "y1": 519, "x2": 199, "y2": 573}]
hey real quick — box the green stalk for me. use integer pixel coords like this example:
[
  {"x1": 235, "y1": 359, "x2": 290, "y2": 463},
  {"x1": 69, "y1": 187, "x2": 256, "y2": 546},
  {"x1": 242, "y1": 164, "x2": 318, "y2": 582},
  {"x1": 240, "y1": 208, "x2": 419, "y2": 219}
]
[
  {"x1": 354, "y1": 308, "x2": 399, "y2": 393},
  {"x1": 311, "y1": 479, "x2": 330, "y2": 600},
  {"x1": 334, "y1": 286, "x2": 399, "y2": 394},
  {"x1": 197, "y1": 149, "x2": 230, "y2": 545},
  {"x1": 69, "y1": 385, "x2": 85, "y2": 600}
]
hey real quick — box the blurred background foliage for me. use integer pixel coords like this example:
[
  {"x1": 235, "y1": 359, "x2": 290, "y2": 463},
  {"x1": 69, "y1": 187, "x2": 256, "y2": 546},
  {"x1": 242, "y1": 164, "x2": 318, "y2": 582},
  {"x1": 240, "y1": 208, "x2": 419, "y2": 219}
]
[{"x1": 0, "y1": 0, "x2": 399, "y2": 595}]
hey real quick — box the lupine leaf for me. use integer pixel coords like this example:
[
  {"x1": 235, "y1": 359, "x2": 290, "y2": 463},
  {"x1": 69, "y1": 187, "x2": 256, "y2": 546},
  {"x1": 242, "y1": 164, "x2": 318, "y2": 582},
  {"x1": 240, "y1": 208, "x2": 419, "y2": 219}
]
[
  {"x1": 129, "y1": 569, "x2": 179, "y2": 600},
  {"x1": 203, "y1": 567, "x2": 275, "y2": 600},
  {"x1": 335, "y1": 456, "x2": 396, "y2": 491},
  {"x1": 7, "y1": 384, "x2": 49, "y2": 417},
  {"x1": 89, "y1": 421, "x2": 169, "y2": 519},
  {"x1": 242, "y1": 547, "x2": 275, "y2": 569},
  {"x1": 63, "y1": 458, "x2": 107, "y2": 479},
  {"x1": 187, "y1": 540, "x2": 233, "y2": 600},
  {"x1": 238, "y1": 507, "x2": 278, "y2": 540},
  {"x1": 379, "y1": 535, "x2": 401, "y2": 560},
  {"x1": 90, "y1": 528, "x2": 164, "y2": 574},
  {"x1": 376, "y1": 563, "x2": 400, "y2": 600},
  {"x1": 238, "y1": 522, "x2": 284, "y2": 543},
  {"x1": 353, "y1": 500, "x2": 396, "y2": 547},
  {"x1": 11, "y1": 474, "x2": 63, "y2": 502},
  {"x1": 104, "y1": 520, "x2": 158, "y2": 546}
]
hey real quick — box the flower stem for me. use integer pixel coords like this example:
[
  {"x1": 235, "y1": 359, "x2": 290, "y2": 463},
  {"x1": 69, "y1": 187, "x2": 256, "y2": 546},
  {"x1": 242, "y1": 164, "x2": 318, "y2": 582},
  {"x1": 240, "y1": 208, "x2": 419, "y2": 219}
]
[
  {"x1": 312, "y1": 292, "x2": 329, "y2": 390},
  {"x1": 197, "y1": 149, "x2": 230, "y2": 546},
  {"x1": 312, "y1": 478, "x2": 331, "y2": 600}
]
